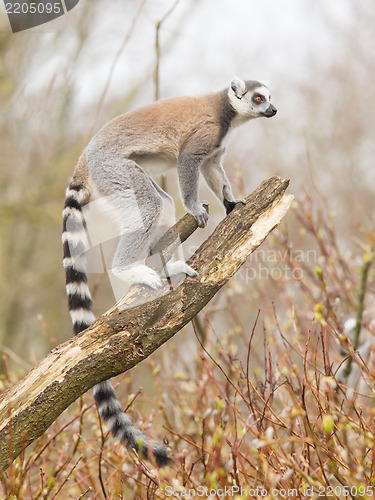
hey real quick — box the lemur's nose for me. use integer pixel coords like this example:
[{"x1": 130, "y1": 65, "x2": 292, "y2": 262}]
[
  {"x1": 265, "y1": 104, "x2": 277, "y2": 117},
  {"x1": 270, "y1": 104, "x2": 277, "y2": 114}
]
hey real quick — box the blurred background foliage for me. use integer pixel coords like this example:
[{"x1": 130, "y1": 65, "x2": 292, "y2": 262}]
[{"x1": 0, "y1": 0, "x2": 374, "y2": 360}]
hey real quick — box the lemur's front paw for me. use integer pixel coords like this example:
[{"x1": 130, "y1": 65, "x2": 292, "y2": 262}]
[
  {"x1": 139, "y1": 268, "x2": 163, "y2": 289},
  {"x1": 161, "y1": 261, "x2": 198, "y2": 278},
  {"x1": 223, "y1": 198, "x2": 246, "y2": 215},
  {"x1": 113, "y1": 265, "x2": 162, "y2": 290},
  {"x1": 190, "y1": 203, "x2": 209, "y2": 228}
]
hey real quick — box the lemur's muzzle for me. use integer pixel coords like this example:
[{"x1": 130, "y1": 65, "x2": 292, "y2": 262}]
[{"x1": 262, "y1": 104, "x2": 277, "y2": 118}]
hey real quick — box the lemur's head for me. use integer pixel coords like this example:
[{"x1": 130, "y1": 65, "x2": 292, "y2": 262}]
[{"x1": 228, "y1": 76, "x2": 277, "y2": 119}]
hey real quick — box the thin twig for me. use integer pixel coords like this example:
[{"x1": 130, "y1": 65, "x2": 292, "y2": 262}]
[
  {"x1": 154, "y1": 0, "x2": 180, "y2": 101},
  {"x1": 50, "y1": 458, "x2": 82, "y2": 500},
  {"x1": 341, "y1": 251, "x2": 374, "y2": 381},
  {"x1": 96, "y1": 404, "x2": 108, "y2": 500},
  {"x1": 245, "y1": 310, "x2": 261, "y2": 429}
]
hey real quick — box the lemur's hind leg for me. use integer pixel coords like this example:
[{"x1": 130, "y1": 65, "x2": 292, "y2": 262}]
[
  {"x1": 110, "y1": 168, "x2": 165, "y2": 289},
  {"x1": 148, "y1": 177, "x2": 197, "y2": 279},
  {"x1": 88, "y1": 159, "x2": 162, "y2": 289},
  {"x1": 91, "y1": 159, "x2": 195, "y2": 290}
]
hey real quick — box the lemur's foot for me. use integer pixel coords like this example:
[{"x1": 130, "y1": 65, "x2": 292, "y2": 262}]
[
  {"x1": 189, "y1": 202, "x2": 209, "y2": 228},
  {"x1": 112, "y1": 264, "x2": 163, "y2": 290},
  {"x1": 224, "y1": 198, "x2": 246, "y2": 215},
  {"x1": 161, "y1": 261, "x2": 198, "y2": 279}
]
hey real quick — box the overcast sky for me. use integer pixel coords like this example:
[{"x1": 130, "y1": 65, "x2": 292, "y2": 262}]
[
  {"x1": 2, "y1": 0, "x2": 374, "y2": 231},
  {"x1": 0, "y1": 0, "x2": 358, "y2": 102}
]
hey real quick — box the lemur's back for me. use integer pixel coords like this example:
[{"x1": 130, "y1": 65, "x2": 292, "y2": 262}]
[{"x1": 84, "y1": 92, "x2": 225, "y2": 162}]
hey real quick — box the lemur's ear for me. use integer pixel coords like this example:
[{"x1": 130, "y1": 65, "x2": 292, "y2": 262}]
[{"x1": 230, "y1": 76, "x2": 247, "y2": 99}]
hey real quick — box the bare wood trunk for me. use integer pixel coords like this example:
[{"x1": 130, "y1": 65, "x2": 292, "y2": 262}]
[{"x1": 0, "y1": 176, "x2": 293, "y2": 470}]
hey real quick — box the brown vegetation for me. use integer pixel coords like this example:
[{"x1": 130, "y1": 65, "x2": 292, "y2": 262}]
[{"x1": 1, "y1": 1, "x2": 375, "y2": 498}]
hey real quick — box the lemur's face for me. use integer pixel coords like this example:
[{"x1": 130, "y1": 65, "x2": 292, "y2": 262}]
[{"x1": 229, "y1": 77, "x2": 277, "y2": 119}]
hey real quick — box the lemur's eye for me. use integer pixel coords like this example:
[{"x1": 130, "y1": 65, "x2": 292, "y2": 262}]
[{"x1": 254, "y1": 95, "x2": 264, "y2": 103}]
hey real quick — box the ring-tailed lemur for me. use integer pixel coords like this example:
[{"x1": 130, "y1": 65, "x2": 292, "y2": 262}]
[{"x1": 62, "y1": 77, "x2": 277, "y2": 466}]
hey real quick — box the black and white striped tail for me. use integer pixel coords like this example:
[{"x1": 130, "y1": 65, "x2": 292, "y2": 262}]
[
  {"x1": 62, "y1": 182, "x2": 171, "y2": 467},
  {"x1": 92, "y1": 381, "x2": 171, "y2": 466},
  {"x1": 62, "y1": 183, "x2": 94, "y2": 334}
]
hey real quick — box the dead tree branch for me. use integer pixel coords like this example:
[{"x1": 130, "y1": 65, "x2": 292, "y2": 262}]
[{"x1": 0, "y1": 175, "x2": 293, "y2": 470}]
